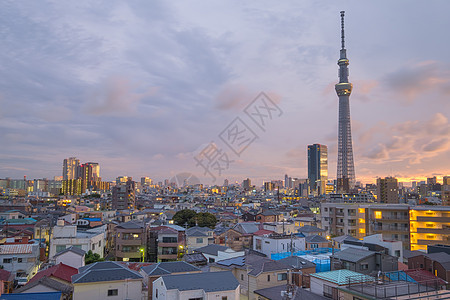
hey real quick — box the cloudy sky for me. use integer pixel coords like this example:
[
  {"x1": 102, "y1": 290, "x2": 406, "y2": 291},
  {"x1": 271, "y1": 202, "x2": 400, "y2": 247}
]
[{"x1": 1, "y1": 1, "x2": 449, "y2": 185}]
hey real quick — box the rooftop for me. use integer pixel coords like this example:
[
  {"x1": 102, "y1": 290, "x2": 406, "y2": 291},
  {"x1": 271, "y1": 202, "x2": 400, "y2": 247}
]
[
  {"x1": 140, "y1": 261, "x2": 200, "y2": 275},
  {"x1": 310, "y1": 270, "x2": 374, "y2": 286},
  {"x1": 73, "y1": 261, "x2": 142, "y2": 284},
  {"x1": 161, "y1": 271, "x2": 239, "y2": 292}
]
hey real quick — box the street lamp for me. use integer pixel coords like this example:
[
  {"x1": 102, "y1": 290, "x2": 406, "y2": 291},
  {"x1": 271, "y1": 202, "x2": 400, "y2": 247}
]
[{"x1": 139, "y1": 248, "x2": 145, "y2": 262}]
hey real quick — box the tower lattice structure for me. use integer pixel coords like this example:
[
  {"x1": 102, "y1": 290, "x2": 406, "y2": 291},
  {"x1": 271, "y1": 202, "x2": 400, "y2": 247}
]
[{"x1": 335, "y1": 11, "x2": 355, "y2": 193}]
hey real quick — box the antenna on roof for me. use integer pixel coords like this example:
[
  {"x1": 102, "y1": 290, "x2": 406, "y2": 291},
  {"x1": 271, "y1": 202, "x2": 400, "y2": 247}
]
[{"x1": 340, "y1": 11, "x2": 346, "y2": 50}]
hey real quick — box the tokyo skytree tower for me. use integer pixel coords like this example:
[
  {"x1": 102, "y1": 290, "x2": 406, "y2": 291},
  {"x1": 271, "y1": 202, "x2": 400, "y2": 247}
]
[{"x1": 335, "y1": 11, "x2": 355, "y2": 193}]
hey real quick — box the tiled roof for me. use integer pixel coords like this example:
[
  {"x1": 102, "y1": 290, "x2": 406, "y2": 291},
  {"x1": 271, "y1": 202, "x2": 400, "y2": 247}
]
[
  {"x1": 0, "y1": 269, "x2": 14, "y2": 282},
  {"x1": 253, "y1": 229, "x2": 275, "y2": 236},
  {"x1": 331, "y1": 248, "x2": 376, "y2": 263},
  {"x1": 29, "y1": 263, "x2": 78, "y2": 284},
  {"x1": 310, "y1": 270, "x2": 374, "y2": 285},
  {"x1": 298, "y1": 225, "x2": 325, "y2": 233},
  {"x1": 305, "y1": 235, "x2": 328, "y2": 243},
  {"x1": 194, "y1": 244, "x2": 229, "y2": 256},
  {"x1": 73, "y1": 261, "x2": 142, "y2": 284},
  {"x1": 161, "y1": 271, "x2": 239, "y2": 292},
  {"x1": 116, "y1": 220, "x2": 145, "y2": 229},
  {"x1": 0, "y1": 244, "x2": 33, "y2": 255},
  {"x1": 54, "y1": 246, "x2": 86, "y2": 257},
  {"x1": 141, "y1": 261, "x2": 200, "y2": 275},
  {"x1": 278, "y1": 256, "x2": 316, "y2": 270},
  {"x1": 16, "y1": 277, "x2": 73, "y2": 294}
]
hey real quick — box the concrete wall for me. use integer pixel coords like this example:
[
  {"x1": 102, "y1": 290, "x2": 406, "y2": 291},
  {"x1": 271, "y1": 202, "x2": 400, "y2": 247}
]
[
  {"x1": 55, "y1": 251, "x2": 84, "y2": 269},
  {"x1": 73, "y1": 280, "x2": 142, "y2": 300}
]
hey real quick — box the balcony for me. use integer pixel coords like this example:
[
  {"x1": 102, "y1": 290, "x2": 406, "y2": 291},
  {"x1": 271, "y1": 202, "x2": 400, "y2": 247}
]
[
  {"x1": 117, "y1": 239, "x2": 144, "y2": 246},
  {"x1": 416, "y1": 228, "x2": 450, "y2": 234},
  {"x1": 336, "y1": 212, "x2": 345, "y2": 217},
  {"x1": 158, "y1": 242, "x2": 178, "y2": 248},
  {"x1": 417, "y1": 216, "x2": 450, "y2": 222},
  {"x1": 336, "y1": 222, "x2": 345, "y2": 226},
  {"x1": 416, "y1": 239, "x2": 445, "y2": 245},
  {"x1": 115, "y1": 250, "x2": 142, "y2": 259}
]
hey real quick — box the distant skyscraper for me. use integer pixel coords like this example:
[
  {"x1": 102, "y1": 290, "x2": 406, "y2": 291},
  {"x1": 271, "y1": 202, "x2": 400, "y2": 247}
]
[
  {"x1": 444, "y1": 176, "x2": 450, "y2": 186},
  {"x1": 63, "y1": 157, "x2": 80, "y2": 180},
  {"x1": 242, "y1": 178, "x2": 252, "y2": 191},
  {"x1": 141, "y1": 177, "x2": 152, "y2": 186},
  {"x1": 112, "y1": 177, "x2": 136, "y2": 210},
  {"x1": 223, "y1": 179, "x2": 229, "y2": 187},
  {"x1": 284, "y1": 174, "x2": 289, "y2": 188},
  {"x1": 335, "y1": 11, "x2": 356, "y2": 193},
  {"x1": 377, "y1": 177, "x2": 399, "y2": 203},
  {"x1": 308, "y1": 144, "x2": 328, "y2": 195}
]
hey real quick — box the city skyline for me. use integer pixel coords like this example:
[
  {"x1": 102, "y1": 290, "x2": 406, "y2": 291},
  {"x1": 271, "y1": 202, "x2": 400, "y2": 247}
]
[{"x1": 1, "y1": 1, "x2": 450, "y2": 185}]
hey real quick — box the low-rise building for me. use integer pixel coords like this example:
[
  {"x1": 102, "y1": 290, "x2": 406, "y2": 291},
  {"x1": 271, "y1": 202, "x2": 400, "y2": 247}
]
[
  {"x1": 330, "y1": 248, "x2": 398, "y2": 275},
  {"x1": 114, "y1": 220, "x2": 146, "y2": 262},
  {"x1": 140, "y1": 261, "x2": 201, "y2": 299},
  {"x1": 72, "y1": 261, "x2": 144, "y2": 300},
  {"x1": 253, "y1": 234, "x2": 305, "y2": 257},
  {"x1": 153, "y1": 271, "x2": 239, "y2": 300},
  {"x1": 49, "y1": 220, "x2": 105, "y2": 260},
  {"x1": 0, "y1": 243, "x2": 40, "y2": 280}
]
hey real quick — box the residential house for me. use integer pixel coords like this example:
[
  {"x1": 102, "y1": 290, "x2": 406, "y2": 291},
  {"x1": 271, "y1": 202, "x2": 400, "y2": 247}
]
[
  {"x1": 408, "y1": 252, "x2": 450, "y2": 282},
  {"x1": 72, "y1": 261, "x2": 143, "y2": 300},
  {"x1": 330, "y1": 248, "x2": 398, "y2": 275},
  {"x1": 194, "y1": 244, "x2": 244, "y2": 263},
  {"x1": 0, "y1": 243, "x2": 40, "y2": 280},
  {"x1": 140, "y1": 261, "x2": 201, "y2": 299},
  {"x1": 185, "y1": 226, "x2": 213, "y2": 253},
  {"x1": 253, "y1": 234, "x2": 305, "y2": 257},
  {"x1": 277, "y1": 256, "x2": 316, "y2": 288},
  {"x1": 153, "y1": 271, "x2": 239, "y2": 300},
  {"x1": 215, "y1": 222, "x2": 259, "y2": 251},
  {"x1": 210, "y1": 253, "x2": 291, "y2": 300},
  {"x1": 298, "y1": 225, "x2": 326, "y2": 237},
  {"x1": 148, "y1": 225, "x2": 186, "y2": 262},
  {"x1": 14, "y1": 277, "x2": 73, "y2": 300},
  {"x1": 53, "y1": 247, "x2": 86, "y2": 270},
  {"x1": 49, "y1": 220, "x2": 105, "y2": 259},
  {"x1": 255, "y1": 211, "x2": 283, "y2": 223},
  {"x1": 114, "y1": 220, "x2": 146, "y2": 262},
  {"x1": 305, "y1": 235, "x2": 329, "y2": 250},
  {"x1": 27, "y1": 262, "x2": 77, "y2": 286}
]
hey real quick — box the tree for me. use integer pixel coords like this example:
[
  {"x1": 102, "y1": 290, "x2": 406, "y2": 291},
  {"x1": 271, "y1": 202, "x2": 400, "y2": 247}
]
[
  {"x1": 173, "y1": 210, "x2": 217, "y2": 229},
  {"x1": 85, "y1": 250, "x2": 104, "y2": 265},
  {"x1": 173, "y1": 209, "x2": 197, "y2": 227},
  {"x1": 196, "y1": 212, "x2": 217, "y2": 229}
]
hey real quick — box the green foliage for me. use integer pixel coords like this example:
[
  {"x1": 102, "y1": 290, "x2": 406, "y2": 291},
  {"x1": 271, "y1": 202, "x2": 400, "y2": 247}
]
[
  {"x1": 173, "y1": 209, "x2": 217, "y2": 229},
  {"x1": 196, "y1": 212, "x2": 217, "y2": 229},
  {"x1": 85, "y1": 250, "x2": 105, "y2": 265}
]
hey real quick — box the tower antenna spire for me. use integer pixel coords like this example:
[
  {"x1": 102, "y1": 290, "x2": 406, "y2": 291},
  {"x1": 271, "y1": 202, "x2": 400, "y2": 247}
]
[{"x1": 340, "y1": 11, "x2": 345, "y2": 50}]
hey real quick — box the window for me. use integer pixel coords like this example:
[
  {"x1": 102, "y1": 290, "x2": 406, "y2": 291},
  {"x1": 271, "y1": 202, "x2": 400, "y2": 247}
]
[
  {"x1": 18, "y1": 258, "x2": 23, "y2": 263},
  {"x1": 107, "y1": 289, "x2": 118, "y2": 296},
  {"x1": 267, "y1": 275, "x2": 270, "y2": 282},
  {"x1": 323, "y1": 284, "x2": 334, "y2": 298},
  {"x1": 209, "y1": 258, "x2": 215, "y2": 263},
  {"x1": 360, "y1": 264, "x2": 369, "y2": 270},
  {"x1": 222, "y1": 297, "x2": 227, "y2": 300},
  {"x1": 241, "y1": 274, "x2": 244, "y2": 280},
  {"x1": 234, "y1": 237, "x2": 240, "y2": 241},
  {"x1": 196, "y1": 238, "x2": 203, "y2": 243},
  {"x1": 278, "y1": 273, "x2": 287, "y2": 281},
  {"x1": 162, "y1": 237, "x2": 177, "y2": 243},
  {"x1": 395, "y1": 250, "x2": 400, "y2": 257},
  {"x1": 3, "y1": 258, "x2": 11, "y2": 264},
  {"x1": 375, "y1": 211, "x2": 382, "y2": 219},
  {"x1": 155, "y1": 289, "x2": 158, "y2": 298},
  {"x1": 56, "y1": 245, "x2": 66, "y2": 253}
]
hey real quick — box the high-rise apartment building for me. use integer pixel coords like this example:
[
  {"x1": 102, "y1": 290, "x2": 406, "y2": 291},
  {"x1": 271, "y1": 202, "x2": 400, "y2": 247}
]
[
  {"x1": 376, "y1": 177, "x2": 399, "y2": 203},
  {"x1": 335, "y1": 11, "x2": 356, "y2": 193},
  {"x1": 443, "y1": 176, "x2": 450, "y2": 186},
  {"x1": 141, "y1": 177, "x2": 152, "y2": 186},
  {"x1": 308, "y1": 144, "x2": 328, "y2": 195},
  {"x1": 242, "y1": 178, "x2": 252, "y2": 191},
  {"x1": 62, "y1": 157, "x2": 80, "y2": 180},
  {"x1": 112, "y1": 178, "x2": 136, "y2": 210}
]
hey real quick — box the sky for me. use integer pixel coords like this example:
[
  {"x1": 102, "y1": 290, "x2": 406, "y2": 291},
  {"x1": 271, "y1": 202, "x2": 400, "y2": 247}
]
[{"x1": 1, "y1": 1, "x2": 450, "y2": 186}]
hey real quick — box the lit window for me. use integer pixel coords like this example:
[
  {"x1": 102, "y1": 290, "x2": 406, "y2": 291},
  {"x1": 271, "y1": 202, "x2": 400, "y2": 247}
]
[
  {"x1": 359, "y1": 228, "x2": 365, "y2": 234},
  {"x1": 375, "y1": 211, "x2": 382, "y2": 219},
  {"x1": 358, "y1": 208, "x2": 365, "y2": 214},
  {"x1": 359, "y1": 218, "x2": 365, "y2": 224}
]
